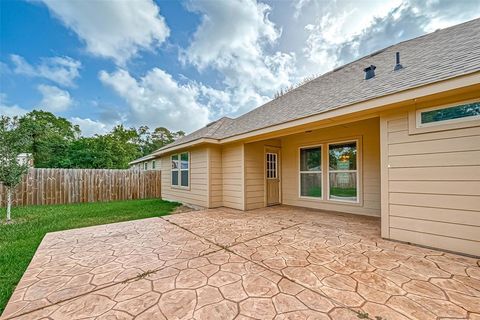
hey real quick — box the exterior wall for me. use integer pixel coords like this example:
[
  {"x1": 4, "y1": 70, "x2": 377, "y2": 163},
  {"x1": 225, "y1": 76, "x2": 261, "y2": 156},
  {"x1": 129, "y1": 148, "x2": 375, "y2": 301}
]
[
  {"x1": 281, "y1": 118, "x2": 381, "y2": 216},
  {"x1": 160, "y1": 147, "x2": 209, "y2": 207},
  {"x1": 244, "y1": 139, "x2": 281, "y2": 210},
  {"x1": 132, "y1": 158, "x2": 161, "y2": 170},
  {"x1": 381, "y1": 104, "x2": 480, "y2": 256},
  {"x1": 208, "y1": 146, "x2": 223, "y2": 208},
  {"x1": 221, "y1": 143, "x2": 245, "y2": 210}
]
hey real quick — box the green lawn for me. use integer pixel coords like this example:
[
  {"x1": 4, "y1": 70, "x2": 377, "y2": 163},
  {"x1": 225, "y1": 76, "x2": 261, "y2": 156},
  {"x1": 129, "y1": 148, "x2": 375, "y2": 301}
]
[{"x1": 0, "y1": 199, "x2": 179, "y2": 314}]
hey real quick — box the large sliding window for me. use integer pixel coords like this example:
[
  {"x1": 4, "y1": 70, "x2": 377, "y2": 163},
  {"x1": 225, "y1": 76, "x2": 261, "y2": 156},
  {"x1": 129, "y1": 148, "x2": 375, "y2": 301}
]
[
  {"x1": 328, "y1": 141, "x2": 358, "y2": 202},
  {"x1": 171, "y1": 152, "x2": 189, "y2": 187},
  {"x1": 299, "y1": 146, "x2": 322, "y2": 198}
]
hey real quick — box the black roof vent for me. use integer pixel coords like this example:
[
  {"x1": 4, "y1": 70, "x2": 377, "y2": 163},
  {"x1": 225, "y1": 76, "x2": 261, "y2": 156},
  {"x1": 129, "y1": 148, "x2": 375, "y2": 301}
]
[
  {"x1": 363, "y1": 65, "x2": 376, "y2": 80},
  {"x1": 394, "y1": 52, "x2": 403, "y2": 71}
]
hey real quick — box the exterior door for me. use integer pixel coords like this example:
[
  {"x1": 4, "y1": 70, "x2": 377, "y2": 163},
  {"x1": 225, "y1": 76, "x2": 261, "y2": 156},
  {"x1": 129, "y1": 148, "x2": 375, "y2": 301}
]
[{"x1": 266, "y1": 149, "x2": 280, "y2": 206}]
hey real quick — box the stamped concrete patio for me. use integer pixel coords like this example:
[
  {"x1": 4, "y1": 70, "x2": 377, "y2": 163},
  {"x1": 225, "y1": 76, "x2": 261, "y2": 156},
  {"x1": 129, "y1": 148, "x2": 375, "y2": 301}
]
[{"x1": 2, "y1": 206, "x2": 480, "y2": 320}]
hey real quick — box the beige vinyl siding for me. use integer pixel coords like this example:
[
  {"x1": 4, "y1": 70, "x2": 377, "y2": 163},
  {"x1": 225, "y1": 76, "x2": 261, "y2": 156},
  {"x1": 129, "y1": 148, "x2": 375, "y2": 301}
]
[
  {"x1": 281, "y1": 117, "x2": 381, "y2": 216},
  {"x1": 160, "y1": 147, "x2": 209, "y2": 207},
  {"x1": 244, "y1": 139, "x2": 281, "y2": 210},
  {"x1": 208, "y1": 146, "x2": 223, "y2": 208},
  {"x1": 221, "y1": 143, "x2": 244, "y2": 210},
  {"x1": 382, "y1": 109, "x2": 480, "y2": 256}
]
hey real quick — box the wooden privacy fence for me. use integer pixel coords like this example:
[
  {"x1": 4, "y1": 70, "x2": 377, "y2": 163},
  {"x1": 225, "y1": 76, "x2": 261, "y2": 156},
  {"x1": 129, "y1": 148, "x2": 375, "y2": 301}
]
[{"x1": 0, "y1": 168, "x2": 162, "y2": 207}]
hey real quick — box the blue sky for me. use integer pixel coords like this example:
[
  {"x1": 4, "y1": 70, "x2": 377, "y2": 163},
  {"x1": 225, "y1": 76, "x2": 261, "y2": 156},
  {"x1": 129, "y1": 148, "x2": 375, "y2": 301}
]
[{"x1": 1, "y1": 0, "x2": 479, "y2": 136}]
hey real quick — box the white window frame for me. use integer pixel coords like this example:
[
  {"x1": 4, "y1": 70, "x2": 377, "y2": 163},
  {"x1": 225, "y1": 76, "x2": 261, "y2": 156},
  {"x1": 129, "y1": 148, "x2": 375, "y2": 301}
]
[
  {"x1": 327, "y1": 140, "x2": 359, "y2": 203},
  {"x1": 416, "y1": 99, "x2": 480, "y2": 128},
  {"x1": 152, "y1": 160, "x2": 156, "y2": 169},
  {"x1": 144, "y1": 162, "x2": 148, "y2": 170},
  {"x1": 298, "y1": 145, "x2": 323, "y2": 199},
  {"x1": 171, "y1": 152, "x2": 190, "y2": 189},
  {"x1": 266, "y1": 152, "x2": 278, "y2": 179}
]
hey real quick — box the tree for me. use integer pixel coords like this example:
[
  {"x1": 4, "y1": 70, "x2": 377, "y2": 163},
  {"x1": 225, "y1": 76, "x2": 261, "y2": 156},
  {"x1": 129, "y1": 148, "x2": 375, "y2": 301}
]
[
  {"x1": 67, "y1": 125, "x2": 141, "y2": 169},
  {"x1": 17, "y1": 110, "x2": 80, "y2": 168},
  {"x1": 0, "y1": 116, "x2": 30, "y2": 222},
  {"x1": 13, "y1": 109, "x2": 186, "y2": 169},
  {"x1": 139, "y1": 127, "x2": 185, "y2": 155}
]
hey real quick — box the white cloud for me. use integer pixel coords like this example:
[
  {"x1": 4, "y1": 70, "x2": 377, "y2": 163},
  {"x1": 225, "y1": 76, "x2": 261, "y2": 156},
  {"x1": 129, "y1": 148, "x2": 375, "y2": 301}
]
[
  {"x1": 41, "y1": 0, "x2": 169, "y2": 65},
  {"x1": 10, "y1": 54, "x2": 81, "y2": 87},
  {"x1": 300, "y1": 0, "x2": 480, "y2": 74},
  {"x1": 99, "y1": 68, "x2": 210, "y2": 133},
  {"x1": 37, "y1": 84, "x2": 73, "y2": 112},
  {"x1": 0, "y1": 93, "x2": 29, "y2": 118},
  {"x1": 70, "y1": 117, "x2": 112, "y2": 137},
  {"x1": 182, "y1": 0, "x2": 296, "y2": 115}
]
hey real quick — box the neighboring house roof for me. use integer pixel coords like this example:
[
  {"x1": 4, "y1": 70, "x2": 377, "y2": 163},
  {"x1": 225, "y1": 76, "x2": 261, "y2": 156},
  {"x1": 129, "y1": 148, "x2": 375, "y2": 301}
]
[
  {"x1": 129, "y1": 154, "x2": 157, "y2": 165},
  {"x1": 158, "y1": 18, "x2": 480, "y2": 154}
]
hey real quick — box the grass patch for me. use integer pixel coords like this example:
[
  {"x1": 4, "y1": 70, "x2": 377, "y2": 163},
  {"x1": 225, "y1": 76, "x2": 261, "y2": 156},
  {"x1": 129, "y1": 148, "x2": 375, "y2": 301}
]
[{"x1": 0, "y1": 198, "x2": 179, "y2": 314}]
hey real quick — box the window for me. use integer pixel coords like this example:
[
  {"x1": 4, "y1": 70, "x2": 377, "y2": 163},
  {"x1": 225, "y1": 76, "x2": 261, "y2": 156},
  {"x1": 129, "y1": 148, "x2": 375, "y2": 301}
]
[
  {"x1": 171, "y1": 152, "x2": 189, "y2": 187},
  {"x1": 266, "y1": 153, "x2": 278, "y2": 179},
  {"x1": 144, "y1": 162, "x2": 148, "y2": 170},
  {"x1": 328, "y1": 141, "x2": 358, "y2": 202},
  {"x1": 152, "y1": 160, "x2": 156, "y2": 169},
  {"x1": 299, "y1": 147, "x2": 322, "y2": 198},
  {"x1": 418, "y1": 101, "x2": 480, "y2": 127}
]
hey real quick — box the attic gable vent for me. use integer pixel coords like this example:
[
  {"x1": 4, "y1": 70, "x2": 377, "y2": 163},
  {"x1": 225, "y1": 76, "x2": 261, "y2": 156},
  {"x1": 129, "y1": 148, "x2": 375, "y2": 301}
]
[{"x1": 363, "y1": 65, "x2": 376, "y2": 80}]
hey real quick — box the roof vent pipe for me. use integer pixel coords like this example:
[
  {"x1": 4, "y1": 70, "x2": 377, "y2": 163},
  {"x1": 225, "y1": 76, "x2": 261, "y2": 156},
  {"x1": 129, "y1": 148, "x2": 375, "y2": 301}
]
[
  {"x1": 363, "y1": 65, "x2": 376, "y2": 80},
  {"x1": 394, "y1": 52, "x2": 403, "y2": 71}
]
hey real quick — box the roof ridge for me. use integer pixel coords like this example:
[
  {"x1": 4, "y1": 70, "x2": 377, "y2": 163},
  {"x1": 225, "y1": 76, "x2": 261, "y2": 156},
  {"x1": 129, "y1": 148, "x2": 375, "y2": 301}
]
[{"x1": 208, "y1": 116, "x2": 233, "y2": 137}]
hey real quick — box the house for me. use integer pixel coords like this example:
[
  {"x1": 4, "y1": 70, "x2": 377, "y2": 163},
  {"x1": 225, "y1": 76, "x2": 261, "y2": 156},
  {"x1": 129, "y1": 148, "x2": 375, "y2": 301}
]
[
  {"x1": 129, "y1": 154, "x2": 160, "y2": 170},
  {"x1": 16, "y1": 153, "x2": 34, "y2": 167},
  {"x1": 154, "y1": 19, "x2": 480, "y2": 256}
]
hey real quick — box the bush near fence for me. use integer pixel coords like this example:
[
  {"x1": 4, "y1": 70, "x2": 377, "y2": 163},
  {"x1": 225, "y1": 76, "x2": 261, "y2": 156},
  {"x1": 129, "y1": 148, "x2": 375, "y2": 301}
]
[{"x1": 0, "y1": 168, "x2": 161, "y2": 207}]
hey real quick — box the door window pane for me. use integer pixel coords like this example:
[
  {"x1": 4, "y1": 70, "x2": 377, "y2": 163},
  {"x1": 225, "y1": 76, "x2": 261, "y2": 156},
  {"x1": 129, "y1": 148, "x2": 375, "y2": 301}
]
[
  {"x1": 266, "y1": 153, "x2": 277, "y2": 179},
  {"x1": 300, "y1": 173, "x2": 322, "y2": 197}
]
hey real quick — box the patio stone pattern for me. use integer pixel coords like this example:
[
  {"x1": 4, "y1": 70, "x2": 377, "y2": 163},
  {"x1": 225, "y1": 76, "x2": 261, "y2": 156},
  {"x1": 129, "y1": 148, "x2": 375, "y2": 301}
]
[{"x1": 2, "y1": 206, "x2": 480, "y2": 320}]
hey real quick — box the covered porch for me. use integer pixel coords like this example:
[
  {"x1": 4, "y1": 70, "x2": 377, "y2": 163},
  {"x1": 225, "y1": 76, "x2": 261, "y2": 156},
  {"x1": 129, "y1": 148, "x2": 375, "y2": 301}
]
[{"x1": 243, "y1": 117, "x2": 380, "y2": 218}]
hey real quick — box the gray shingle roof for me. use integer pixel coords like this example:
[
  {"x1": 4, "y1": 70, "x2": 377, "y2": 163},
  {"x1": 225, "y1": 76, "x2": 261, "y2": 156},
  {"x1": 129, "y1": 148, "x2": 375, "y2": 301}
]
[{"x1": 160, "y1": 18, "x2": 480, "y2": 152}]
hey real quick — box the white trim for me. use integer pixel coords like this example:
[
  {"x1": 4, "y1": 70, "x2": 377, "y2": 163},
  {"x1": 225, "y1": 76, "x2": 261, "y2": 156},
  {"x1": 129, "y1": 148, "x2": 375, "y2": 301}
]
[
  {"x1": 298, "y1": 145, "x2": 323, "y2": 200},
  {"x1": 327, "y1": 140, "x2": 360, "y2": 204},
  {"x1": 416, "y1": 98, "x2": 480, "y2": 128}
]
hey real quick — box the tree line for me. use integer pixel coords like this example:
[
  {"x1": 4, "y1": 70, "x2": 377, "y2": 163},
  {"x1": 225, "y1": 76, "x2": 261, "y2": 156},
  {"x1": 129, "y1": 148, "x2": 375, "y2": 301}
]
[{"x1": 1, "y1": 110, "x2": 184, "y2": 169}]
